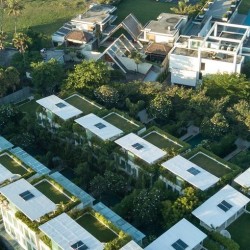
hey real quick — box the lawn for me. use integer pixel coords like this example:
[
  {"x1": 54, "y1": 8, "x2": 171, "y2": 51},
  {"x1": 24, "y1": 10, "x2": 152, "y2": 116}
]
[
  {"x1": 189, "y1": 153, "x2": 231, "y2": 177},
  {"x1": 65, "y1": 95, "x2": 102, "y2": 115},
  {"x1": 19, "y1": 99, "x2": 39, "y2": 117},
  {"x1": 228, "y1": 213, "x2": 250, "y2": 249},
  {"x1": 238, "y1": 0, "x2": 250, "y2": 14},
  {"x1": 143, "y1": 132, "x2": 182, "y2": 150},
  {"x1": 115, "y1": 0, "x2": 176, "y2": 24},
  {"x1": 3, "y1": 0, "x2": 86, "y2": 45},
  {"x1": 0, "y1": 154, "x2": 27, "y2": 175},
  {"x1": 76, "y1": 213, "x2": 117, "y2": 242},
  {"x1": 103, "y1": 113, "x2": 139, "y2": 133},
  {"x1": 34, "y1": 180, "x2": 70, "y2": 204}
]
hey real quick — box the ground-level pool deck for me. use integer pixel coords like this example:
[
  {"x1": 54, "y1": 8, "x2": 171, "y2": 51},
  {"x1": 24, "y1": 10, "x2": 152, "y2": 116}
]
[
  {"x1": 76, "y1": 213, "x2": 117, "y2": 242},
  {"x1": 189, "y1": 152, "x2": 231, "y2": 177}
]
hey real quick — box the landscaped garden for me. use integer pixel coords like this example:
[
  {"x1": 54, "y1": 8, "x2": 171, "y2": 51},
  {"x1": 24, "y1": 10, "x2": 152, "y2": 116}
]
[
  {"x1": 103, "y1": 112, "x2": 139, "y2": 133},
  {"x1": 34, "y1": 179, "x2": 70, "y2": 204},
  {"x1": 76, "y1": 213, "x2": 117, "y2": 242},
  {"x1": 189, "y1": 152, "x2": 231, "y2": 177},
  {"x1": 0, "y1": 153, "x2": 28, "y2": 175},
  {"x1": 115, "y1": 0, "x2": 176, "y2": 24},
  {"x1": 19, "y1": 99, "x2": 39, "y2": 116},
  {"x1": 65, "y1": 94, "x2": 102, "y2": 115},
  {"x1": 228, "y1": 213, "x2": 250, "y2": 249},
  {"x1": 143, "y1": 131, "x2": 182, "y2": 150}
]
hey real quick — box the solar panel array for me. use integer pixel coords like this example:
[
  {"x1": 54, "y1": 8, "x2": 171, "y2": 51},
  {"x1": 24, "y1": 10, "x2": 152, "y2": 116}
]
[
  {"x1": 50, "y1": 172, "x2": 95, "y2": 206},
  {"x1": 71, "y1": 240, "x2": 88, "y2": 250},
  {"x1": 187, "y1": 167, "x2": 200, "y2": 176},
  {"x1": 172, "y1": 239, "x2": 188, "y2": 250},
  {"x1": 94, "y1": 123, "x2": 106, "y2": 129},
  {"x1": 217, "y1": 200, "x2": 233, "y2": 212},
  {"x1": 93, "y1": 202, "x2": 145, "y2": 243},
  {"x1": 10, "y1": 147, "x2": 50, "y2": 175},
  {"x1": 19, "y1": 190, "x2": 35, "y2": 201},
  {"x1": 122, "y1": 14, "x2": 143, "y2": 40},
  {"x1": 132, "y1": 143, "x2": 144, "y2": 150},
  {"x1": 0, "y1": 136, "x2": 14, "y2": 152},
  {"x1": 55, "y1": 102, "x2": 67, "y2": 108}
]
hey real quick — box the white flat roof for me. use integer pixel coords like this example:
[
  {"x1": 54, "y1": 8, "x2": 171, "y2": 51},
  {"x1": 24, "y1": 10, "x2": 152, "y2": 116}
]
[
  {"x1": 0, "y1": 164, "x2": 15, "y2": 184},
  {"x1": 75, "y1": 113, "x2": 123, "y2": 141},
  {"x1": 192, "y1": 185, "x2": 250, "y2": 229},
  {"x1": 0, "y1": 179, "x2": 57, "y2": 221},
  {"x1": 36, "y1": 95, "x2": 82, "y2": 121},
  {"x1": 161, "y1": 155, "x2": 219, "y2": 191},
  {"x1": 234, "y1": 168, "x2": 250, "y2": 188},
  {"x1": 120, "y1": 241, "x2": 143, "y2": 250},
  {"x1": 39, "y1": 213, "x2": 103, "y2": 250},
  {"x1": 145, "y1": 218, "x2": 206, "y2": 250},
  {"x1": 115, "y1": 133, "x2": 166, "y2": 164}
]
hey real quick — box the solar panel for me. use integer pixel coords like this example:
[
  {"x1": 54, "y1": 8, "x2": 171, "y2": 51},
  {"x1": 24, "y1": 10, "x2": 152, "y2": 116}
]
[
  {"x1": 132, "y1": 143, "x2": 144, "y2": 150},
  {"x1": 94, "y1": 122, "x2": 106, "y2": 129},
  {"x1": 55, "y1": 102, "x2": 67, "y2": 108},
  {"x1": 187, "y1": 167, "x2": 200, "y2": 176},
  {"x1": 19, "y1": 190, "x2": 35, "y2": 201},
  {"x1": 172, "y1": 239, "x2": 188, "y2": 250},
  {"x1": 217, "y1": 200, "x2": 232, "y2": 212},
  {"x1": 71, "y1": 241, "x2": 88, "y2": 250}
]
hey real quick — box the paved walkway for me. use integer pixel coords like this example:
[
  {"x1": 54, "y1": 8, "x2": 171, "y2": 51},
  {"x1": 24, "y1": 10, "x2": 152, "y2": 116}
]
[
  {"x1": 224, "y1": 138, "x2": 250, "y2": 161},
  {"x1": 137, "y1": 109, "x2": 154, "y2": 124},
  {"x1": 179, "y1": 125, "x2": 200, "y2": 141}
]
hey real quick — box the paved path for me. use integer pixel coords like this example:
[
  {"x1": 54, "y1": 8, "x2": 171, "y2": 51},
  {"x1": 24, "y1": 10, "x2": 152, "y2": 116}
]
[{"x1": 179, "y1": 125, "x2": 200, "y2": 141}]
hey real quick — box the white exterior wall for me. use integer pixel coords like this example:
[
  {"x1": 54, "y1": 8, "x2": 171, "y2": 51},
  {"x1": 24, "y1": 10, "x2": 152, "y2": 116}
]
[
  {"x1": 169, "y1": 54, "x2": 199, "y2": 71},
  {"x1": 51, "y1": 34, "x2": 65, "y2": 45}
]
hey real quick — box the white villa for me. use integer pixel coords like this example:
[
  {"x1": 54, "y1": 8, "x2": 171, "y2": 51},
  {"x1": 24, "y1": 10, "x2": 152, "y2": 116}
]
[
  {"x1": 161, "y1": 155, "x2": 219, "y2": 192},
  {"x1": 0, "y1": 164, "x2": 17, "y2": 186},
  {"x1": 75, "y1": 113, "x2": 124, "y2": 142},
  {"x1": 234, "y1": 167, "x2": 250, "y2": 193},
  {"x1": 169, "y1": 21, "x2": 250, "y2": 86},
  {"x1": 192, "y1": 184, "x2": 250, "y2": 231},
  {"x1": 120, "y1": 240, "x2": 143, "y2": 250},
  {"x1": 145, "y1": 218, "x2": 207, "y2": 250}
]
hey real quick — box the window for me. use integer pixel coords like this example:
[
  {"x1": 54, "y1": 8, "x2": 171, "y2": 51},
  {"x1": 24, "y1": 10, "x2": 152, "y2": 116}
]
[
  {"x1": 120, "y1": 159, "x2": 126, "y2": 169},
  {"x1": 55, "y1": 102, "x2": 66, "y2": 108},
  {"x1": 94, "y1": 122, "x2": 106, "y2": 129},
  {"x1": 201, "y1": 62, "x2": 205, "y2": 70},
  {"x1": 19, "y1": 191, "x2": 35, "y2": 201},
  {"x1": 187, "y1": 167, "x2": 200, "y2": 176},
  {"x1": 172, "y1": 239, "x2": 188, "y2": 250},
  {"x1": 71, "y1": 241, "x2": 88, "y2": 250},
  {"x1": 217, "y1": 200, "x2": 232, "y2": 212},
  {"x1": 132, "y1": 143, "x2": 144, "y2": 150}
]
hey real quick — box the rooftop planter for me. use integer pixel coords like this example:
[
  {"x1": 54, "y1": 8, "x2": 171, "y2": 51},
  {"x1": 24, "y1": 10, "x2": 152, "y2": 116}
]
[
  {"x1": 204, "y1": 2, "x2": 210, "y2": 11},
  {"x1": 198, "y1": 11, "x2": 205, "y2": 19},
  {"x1": 231, "y1": 1, "x2": 236, "y2": 7},
  {"x1": 222, "y1": 13, "x2": 229, "y2": 21}
]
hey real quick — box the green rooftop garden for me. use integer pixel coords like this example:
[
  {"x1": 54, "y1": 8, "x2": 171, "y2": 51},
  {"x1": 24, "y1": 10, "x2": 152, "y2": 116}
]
[
  {"x1": 228, "y1": 213, "x2": 250, "y2": 249},
  {"x1": 34, "y1": 179, "x2": 70, "y2": 204},
  {"x1": 65, "y1": 94, "x2": 102, "y2": 115},
  {"x1": 189, "y1": 152, "x2": 231, "y2": 177},
  {"x1": 76, "y1": 213, "x2": 117, "y2": 242},
  {"x1": 103, "y1": 112, "x2": 140, "y2": 133},
  {"x1": 19, "y1": 99, "x2": 39, "y2": 117},
  {"x1": 0, "y1": 153, "x2": 28, "y2": 176}
]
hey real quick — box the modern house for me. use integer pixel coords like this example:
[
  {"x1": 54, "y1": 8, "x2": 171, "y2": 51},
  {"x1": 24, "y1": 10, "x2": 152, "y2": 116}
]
[
  {"x1": 169, "y1": 22, "x2": 250, "y2": 86},
  {"x1": 0, "y1": 179, "x2": 57, "y2": 250},
  {"x1": 192, "y1": 184, "x2": 250, "y2": 231},
  {"x1": 0, "y1": 164, "x2": 18, "y2": 186},
  {"x1": 161, "y1": 155, "x2": 219, "y2": 192},
  {"x1": 115, "y1": 133, "x2": 166, "y2": 176},
  {"x1": 36, "y1": 95, "x2": 83, "y2": 126},
  {"x1": 39, "y1": 213, "x2": 103, "y2": 250},
  {"x1": 0, "y1": 136, "x2": 14, "y2": 152},
  {"x1": 120, "y1": 240, "x2": 143, "y2": 250},
  {"x1": 75, "y1": 113, "x2": 124, "y2": 142},
  {"x1": 234, "y1": 167, "x2": 250, "y2": 194},
  {"x1": 139, "y1": 13, "x2": 188, "y2": 45},
  {"x1": 145, "y1": 218, "x2": 207, "y2": 250}
]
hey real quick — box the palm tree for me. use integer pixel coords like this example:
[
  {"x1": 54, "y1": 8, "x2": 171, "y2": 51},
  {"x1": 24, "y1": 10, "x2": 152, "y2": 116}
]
[
  {"x1": 0, "y1": 0, "x2": 7, "y2": 32},
  {"x1": 12, "y1": 32, "x2": 30, "y2": 67},
  {"x1": 170, "y1": 0, "x2": 196, "y2": 15},
  {"x1": 7, "y1": 0, "x2": 24, "y2": 34},
  {"x1": 0, "y1": 31, "x2": 7, "y2": 50},
  {"x1": 129, "y1": 50, "x2": 144, "y2": 74}
]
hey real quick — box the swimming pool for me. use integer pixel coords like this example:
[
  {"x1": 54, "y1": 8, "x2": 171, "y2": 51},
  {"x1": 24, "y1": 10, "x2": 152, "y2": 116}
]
[{"x1": 244, "y1": 11, "x2": 250, "y2": 26}]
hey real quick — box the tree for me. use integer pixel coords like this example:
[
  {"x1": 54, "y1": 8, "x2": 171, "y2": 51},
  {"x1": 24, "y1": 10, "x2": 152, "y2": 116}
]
[
  {"x1": 31, "y1": 58, "x2": 64, "y2": 95},
  {"x1": 7, "y1": 0, "x2": 24, "y2": 33},
  {"x1": 65, "y1": 60, "x2": 110, "y2": 91},
  {"x1": 129, "y1": 50, "x2": 144, "y2": 73},
  {"x1": 4, "y1": 66, "x2": 20, "y2": 92},
  {"x1": 0, "y1": 0, "x2": 7, "y2": 32},
  {"x1": 94, "y1": 85, "x2": 119, "y2": 107},
  {"x1": 170, "y1": 0, "x2": 197, "y2": 15},
  {"x1": 0, "y1": 30, "x2": 7, "y2": 50},
  {"x1": 149, "y1": 94, "x2": 172, "y2": 120}
]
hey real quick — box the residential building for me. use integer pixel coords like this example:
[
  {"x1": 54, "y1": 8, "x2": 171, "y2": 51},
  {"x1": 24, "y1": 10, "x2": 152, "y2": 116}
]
[
  {"x1": 0, "y1": 136, "x2": 14, "y2": 152},
  {"x1": 0, "y1": 164, "x2": 18, "y2": 186},
  {"x1": 139, "y1": 13, "x2": 188, "y2": 45},
  {"x1": 75, "y1": 113, "x2": 124, "y2": 142},
  {"x1": 39, "y1": 213, "x2": 103, "y2": 250},
  {"x1": 169, "y1": 22, "x2": 250, "y2": 86},
  {"x1": 192, "y1": 185, "x2": 250, "y2": 231},
  {"x1": 161, "y1": 155, "x2": 219, "y2": 192},
  {"x1": 145, "y1": 218, "x2": 207, "y2": 250},
  {"x1": 120, "y1": 240, "x2": 143, "y2": 250},
  {"x1": 234, "y1": 167, "x2": 250, "y2": 194}
]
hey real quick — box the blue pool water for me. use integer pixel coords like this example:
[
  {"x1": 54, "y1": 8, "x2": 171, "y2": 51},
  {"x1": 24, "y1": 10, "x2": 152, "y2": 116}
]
[
  {"x1": 244, "y1": 11, "x2": 250, "y2": 26},
  {"x1": 185, "y1": 134, "x2": 204, "y2": 148}
]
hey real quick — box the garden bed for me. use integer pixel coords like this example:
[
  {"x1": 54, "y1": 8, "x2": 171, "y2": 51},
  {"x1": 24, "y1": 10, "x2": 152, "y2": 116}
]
[
  {"x1": 189, "y1": 152, "x2": 231, "y2": 177},
  {"x1": 76, "y1": 213, "x2": 117, "y2": 242},
  {"x1": 34, "y1": 179, "x2": 70, "y2": 204},
  {"x1": 143, "y1": 131, "x2": 182, "y2": 150},
  {"x1": 103, "y1": 112, "x2": 139, "y2": 133},
  {"x1": 65, "y1": 94, "x2": 102, "y2": 115},
  {"x1": 0, "y1": 153, "x2": 28, "y2": 176}
]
